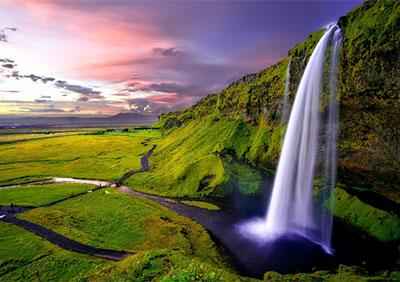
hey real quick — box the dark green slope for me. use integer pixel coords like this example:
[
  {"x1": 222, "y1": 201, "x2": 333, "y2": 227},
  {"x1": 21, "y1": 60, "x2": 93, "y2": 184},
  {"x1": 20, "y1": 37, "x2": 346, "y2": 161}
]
[
  {"x1": 125, "y1": 0, "x2": 400, "y2": 272},
  {"x1": 151, "y1": 0, "x2": 400, "y2": 197},
  {"x1": 125, "y1": 0, "x2": 400, "y2": 242}
]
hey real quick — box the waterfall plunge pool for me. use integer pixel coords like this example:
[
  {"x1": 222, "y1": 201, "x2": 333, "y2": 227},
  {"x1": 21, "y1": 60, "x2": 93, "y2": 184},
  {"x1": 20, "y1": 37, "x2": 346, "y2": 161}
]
[{"x1": 170, "y1": 178, "x2": 399, "y2": 279}]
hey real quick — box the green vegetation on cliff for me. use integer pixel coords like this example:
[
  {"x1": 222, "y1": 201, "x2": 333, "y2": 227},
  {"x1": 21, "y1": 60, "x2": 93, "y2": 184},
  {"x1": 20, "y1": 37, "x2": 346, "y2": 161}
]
[
  {"x1": 152, "y1": 0, "x2": 400, "y2": 200},
  {"x1": 330, "y1": 187, "x2": 400, "y2": 242},
  {"x1": 146, "y1": 29, "x2": 327, "y2": 198},
  {"x1": 337, "y1": 0, "x2": 400, "y2": 196},
  {"x1": 146, "y1": 0, "x2": 400, "y2": 247}
]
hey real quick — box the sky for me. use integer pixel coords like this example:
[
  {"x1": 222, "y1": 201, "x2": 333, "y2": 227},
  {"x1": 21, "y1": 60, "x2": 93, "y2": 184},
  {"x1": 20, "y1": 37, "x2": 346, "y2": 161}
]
[{"x1": 0, "y1": 0, "x2": 364, "y2": 117}]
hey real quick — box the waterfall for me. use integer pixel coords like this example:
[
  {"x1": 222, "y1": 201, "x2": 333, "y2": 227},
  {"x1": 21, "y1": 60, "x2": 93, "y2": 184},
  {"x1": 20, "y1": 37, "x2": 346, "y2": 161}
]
[
  {"x1": 239, "y1": 24, "x2": 342, "y2": 254},
  {"x1": 319, "y1": 27, "x2": 342, "y2": 250},
  {"x1": 281, "y1": 59, "x2": 292, "y2": 127}
]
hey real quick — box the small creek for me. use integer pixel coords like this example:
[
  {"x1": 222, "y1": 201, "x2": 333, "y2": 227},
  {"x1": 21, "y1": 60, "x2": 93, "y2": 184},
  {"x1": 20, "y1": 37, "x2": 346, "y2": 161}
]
[{"x1": 1, "y1": 139, "x2": 399, "y2": 278}]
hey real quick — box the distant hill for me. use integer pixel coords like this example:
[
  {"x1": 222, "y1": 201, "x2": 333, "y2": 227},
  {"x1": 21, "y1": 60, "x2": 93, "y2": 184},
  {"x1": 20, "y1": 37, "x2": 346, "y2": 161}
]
[{"x1": 0, "y1": 113, "x2": 158, "y2": 128}]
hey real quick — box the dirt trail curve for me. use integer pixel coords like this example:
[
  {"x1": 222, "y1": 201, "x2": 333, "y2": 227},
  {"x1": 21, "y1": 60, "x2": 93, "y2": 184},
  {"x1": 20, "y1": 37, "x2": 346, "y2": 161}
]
[
  {"x1": 118, "y1": 138, "x2": 157, "y2": 183},
  {"x1": 0, "y1": 137, "x2": 229, "y2": 264},
  {"x1": 1, "y1": 215, "x2": 132, "y2": 260},
  {"x1": 0, "y1": 138, "x2": 158, "y2": 261},
  {"x1": 0, "y1": 137, "x2": 237, "y2": 269}
]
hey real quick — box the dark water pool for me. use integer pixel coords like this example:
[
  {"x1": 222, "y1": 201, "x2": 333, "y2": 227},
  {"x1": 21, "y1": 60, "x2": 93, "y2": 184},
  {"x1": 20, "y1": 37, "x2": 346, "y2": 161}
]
[{"x1": 164, "y1": 176, "x2": 399, "y2": 278}]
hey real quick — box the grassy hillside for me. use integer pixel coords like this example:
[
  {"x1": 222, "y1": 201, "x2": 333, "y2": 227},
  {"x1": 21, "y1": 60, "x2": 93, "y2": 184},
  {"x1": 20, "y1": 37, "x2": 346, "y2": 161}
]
[
  {"x1": 139, "y1": 0, "x2": 400, "y2": 243},
  {"x1": 149, "y1": 0, "x2": 400, "y2": 199},
  {"x1": 126, "y1": 118, "x2": 269, "y2": 197}
]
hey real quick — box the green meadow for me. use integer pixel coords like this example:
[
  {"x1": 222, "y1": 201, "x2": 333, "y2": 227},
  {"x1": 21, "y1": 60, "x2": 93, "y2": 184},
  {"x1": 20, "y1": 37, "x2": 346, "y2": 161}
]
[
  {"x1": 0, "y1": 131, "x2": 161, "y2": 186},
  {"x1": 0, "y1": 221, "x2": 108, "y2": 282},
  {"x1": 1, "y1": 182, "x2": 244, "y2": 282},
  {"x1": 1, "y1": 126, "x2": 399, "y2": 281},
  {"x1": 17, "y1": 188, "x2": 221, "y2": 254},
  {"x1": 0, "y1": 127, "x2": 125, "y2": 143},
  {"x1": 0, "y1": 132, "x2": 82, "y2": 143},
  {"x1": 0, "y1": 183, "x2": 96, "y2": 207}
]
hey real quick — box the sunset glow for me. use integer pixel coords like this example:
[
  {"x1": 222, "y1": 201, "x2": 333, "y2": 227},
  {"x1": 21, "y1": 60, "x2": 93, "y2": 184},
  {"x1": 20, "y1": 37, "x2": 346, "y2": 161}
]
[{"x1": 0, "y1": 0, "x2": 363, "y2": 117}]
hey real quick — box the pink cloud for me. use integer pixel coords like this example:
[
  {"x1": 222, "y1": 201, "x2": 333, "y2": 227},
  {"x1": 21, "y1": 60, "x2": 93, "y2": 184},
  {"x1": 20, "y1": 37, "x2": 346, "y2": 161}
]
[{"x1": 148, "y1": 93, "x2": 188, "y2": 104}]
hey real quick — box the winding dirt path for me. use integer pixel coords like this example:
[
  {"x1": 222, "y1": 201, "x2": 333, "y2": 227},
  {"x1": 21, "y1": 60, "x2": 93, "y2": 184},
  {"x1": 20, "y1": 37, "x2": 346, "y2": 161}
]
[
  {"x1": 1, "y1": 216, "x2": 133, "y2": 260},
  {"x1": 0, "y1": 138, "x2": 157, "y2": 261},
  {"x1": 0, "y1": 138, "x2": 240, "y2": 268}
]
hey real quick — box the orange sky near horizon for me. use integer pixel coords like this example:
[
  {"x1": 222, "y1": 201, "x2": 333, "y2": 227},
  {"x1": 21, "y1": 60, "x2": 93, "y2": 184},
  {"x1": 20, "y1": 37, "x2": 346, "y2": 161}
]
[{"x1": 0, "y1": 0, "x2": 364, "y2": 117}]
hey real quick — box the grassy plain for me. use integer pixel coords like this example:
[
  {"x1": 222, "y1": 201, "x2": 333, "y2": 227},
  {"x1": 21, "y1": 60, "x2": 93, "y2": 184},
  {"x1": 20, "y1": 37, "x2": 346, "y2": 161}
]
[
  {"x1": 0, "y1": 217, "x2": 244, "y2": 281},
  {"x1": 0, "y1": 132, "x2": 82, "y2": 143},
  {"x1": 18, "y1": 189, "x2": 223, "y2": 255},
  {"x1": 0, "y1": 126, "x2": 123, "y2": 143},
  {"x1": 0, "y1": 130, "x2": 160, "y2": 186},
  {"x1": 0, "y1": 183, "x2": 96, "y2": 206},
  {"x1": 12, "y1": 188, "x2": 245, "y2": 281},
  {"x1": 0, "y1": 221, "x2": 108, "y2": 282}
]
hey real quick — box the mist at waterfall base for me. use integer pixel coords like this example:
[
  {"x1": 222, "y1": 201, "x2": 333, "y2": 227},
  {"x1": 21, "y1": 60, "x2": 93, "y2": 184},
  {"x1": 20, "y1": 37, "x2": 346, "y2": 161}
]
[{"x1": 237, "y1": 25, "x2": 342, "y2": 256}]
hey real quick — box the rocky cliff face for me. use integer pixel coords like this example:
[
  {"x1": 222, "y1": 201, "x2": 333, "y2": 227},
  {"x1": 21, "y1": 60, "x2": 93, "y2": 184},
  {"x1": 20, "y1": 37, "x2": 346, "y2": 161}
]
[
  {"x1": 156, "y1": 0, "x2": 400, "y2": 198},
  {"x1": 336, "y1": 0, "x2": 400, "y2": 197}
]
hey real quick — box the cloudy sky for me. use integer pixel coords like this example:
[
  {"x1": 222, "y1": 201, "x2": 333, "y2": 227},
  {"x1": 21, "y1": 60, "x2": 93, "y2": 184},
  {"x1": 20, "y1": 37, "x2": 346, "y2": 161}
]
[{"x1": 0, "y1": 0, "x2": 363, "y2": 117}]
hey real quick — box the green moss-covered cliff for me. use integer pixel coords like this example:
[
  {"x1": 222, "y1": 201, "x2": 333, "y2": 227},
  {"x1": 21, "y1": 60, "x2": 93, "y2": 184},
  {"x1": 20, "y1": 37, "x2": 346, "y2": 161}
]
[{"x1": 151, "y1": 0, "x2": 400, "y2": 199}]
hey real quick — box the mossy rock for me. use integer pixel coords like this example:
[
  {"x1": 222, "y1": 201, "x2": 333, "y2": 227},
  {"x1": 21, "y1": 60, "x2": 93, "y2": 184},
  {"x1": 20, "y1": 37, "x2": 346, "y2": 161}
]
[{"x1": 331, "y1": 187, "x2": 400, "y2": 242}]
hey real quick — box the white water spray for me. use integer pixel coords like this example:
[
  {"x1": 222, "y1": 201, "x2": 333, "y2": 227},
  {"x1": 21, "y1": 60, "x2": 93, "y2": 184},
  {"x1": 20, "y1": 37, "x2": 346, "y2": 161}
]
[{"x1": 239, "y1": 24, "x2": 342, "y2": 254}]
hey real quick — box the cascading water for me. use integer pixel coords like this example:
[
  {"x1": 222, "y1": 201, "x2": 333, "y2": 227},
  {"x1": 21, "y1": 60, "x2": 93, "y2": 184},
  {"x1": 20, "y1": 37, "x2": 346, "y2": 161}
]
[
  {"x1": 319, "y1": 27, "x2": 342, "y2": 250},
  {"x1": 281, "y1": 59, "x2": 292, "y2": 127},
  {"x1": 238, "y1": 24, "x2": 342, "y2": 254}
]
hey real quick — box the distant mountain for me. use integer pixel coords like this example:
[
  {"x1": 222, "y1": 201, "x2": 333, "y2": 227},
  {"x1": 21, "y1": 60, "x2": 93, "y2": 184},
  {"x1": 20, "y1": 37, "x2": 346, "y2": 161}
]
[{"x1": 0, "y1": 113, "x2": 158, "y2": 128}]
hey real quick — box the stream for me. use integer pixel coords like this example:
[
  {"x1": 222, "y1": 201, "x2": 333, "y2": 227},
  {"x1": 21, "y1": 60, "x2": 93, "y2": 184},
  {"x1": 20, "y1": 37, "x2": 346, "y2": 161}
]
[{"x1": 1, "y1": 140, "x2": 399, "y2": 278}]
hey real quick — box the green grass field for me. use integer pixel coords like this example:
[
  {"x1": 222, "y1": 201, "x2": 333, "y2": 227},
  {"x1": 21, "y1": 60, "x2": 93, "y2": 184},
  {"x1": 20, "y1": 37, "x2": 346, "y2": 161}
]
[
  {"x1": 11, "y1": 188, "x2": 246, "y2": 281},
  {"x1": 0, "y1": 219, "x2": 245, "y2": 281},
  {"x1": 0, "y1": 126, "x2": 124, "y2": 143},
  {"x1": 0, "y1": 221, "x2": 108, "y2": 282},
  {"x1": 0, "y1": 127, "x2": 398, "y2": 281},
  {"x1": 0, "y1": 132, "x2": 83, "y2": 143},
  {"x1": 0, "y1": 183, "x2": 96, "y2": 207},
  {"x1": 0, "y1": 131, "x2": 160, "y2": 186},
  {"x1": 17, "y1": 189, "x2": 224, "y2": 256}
]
